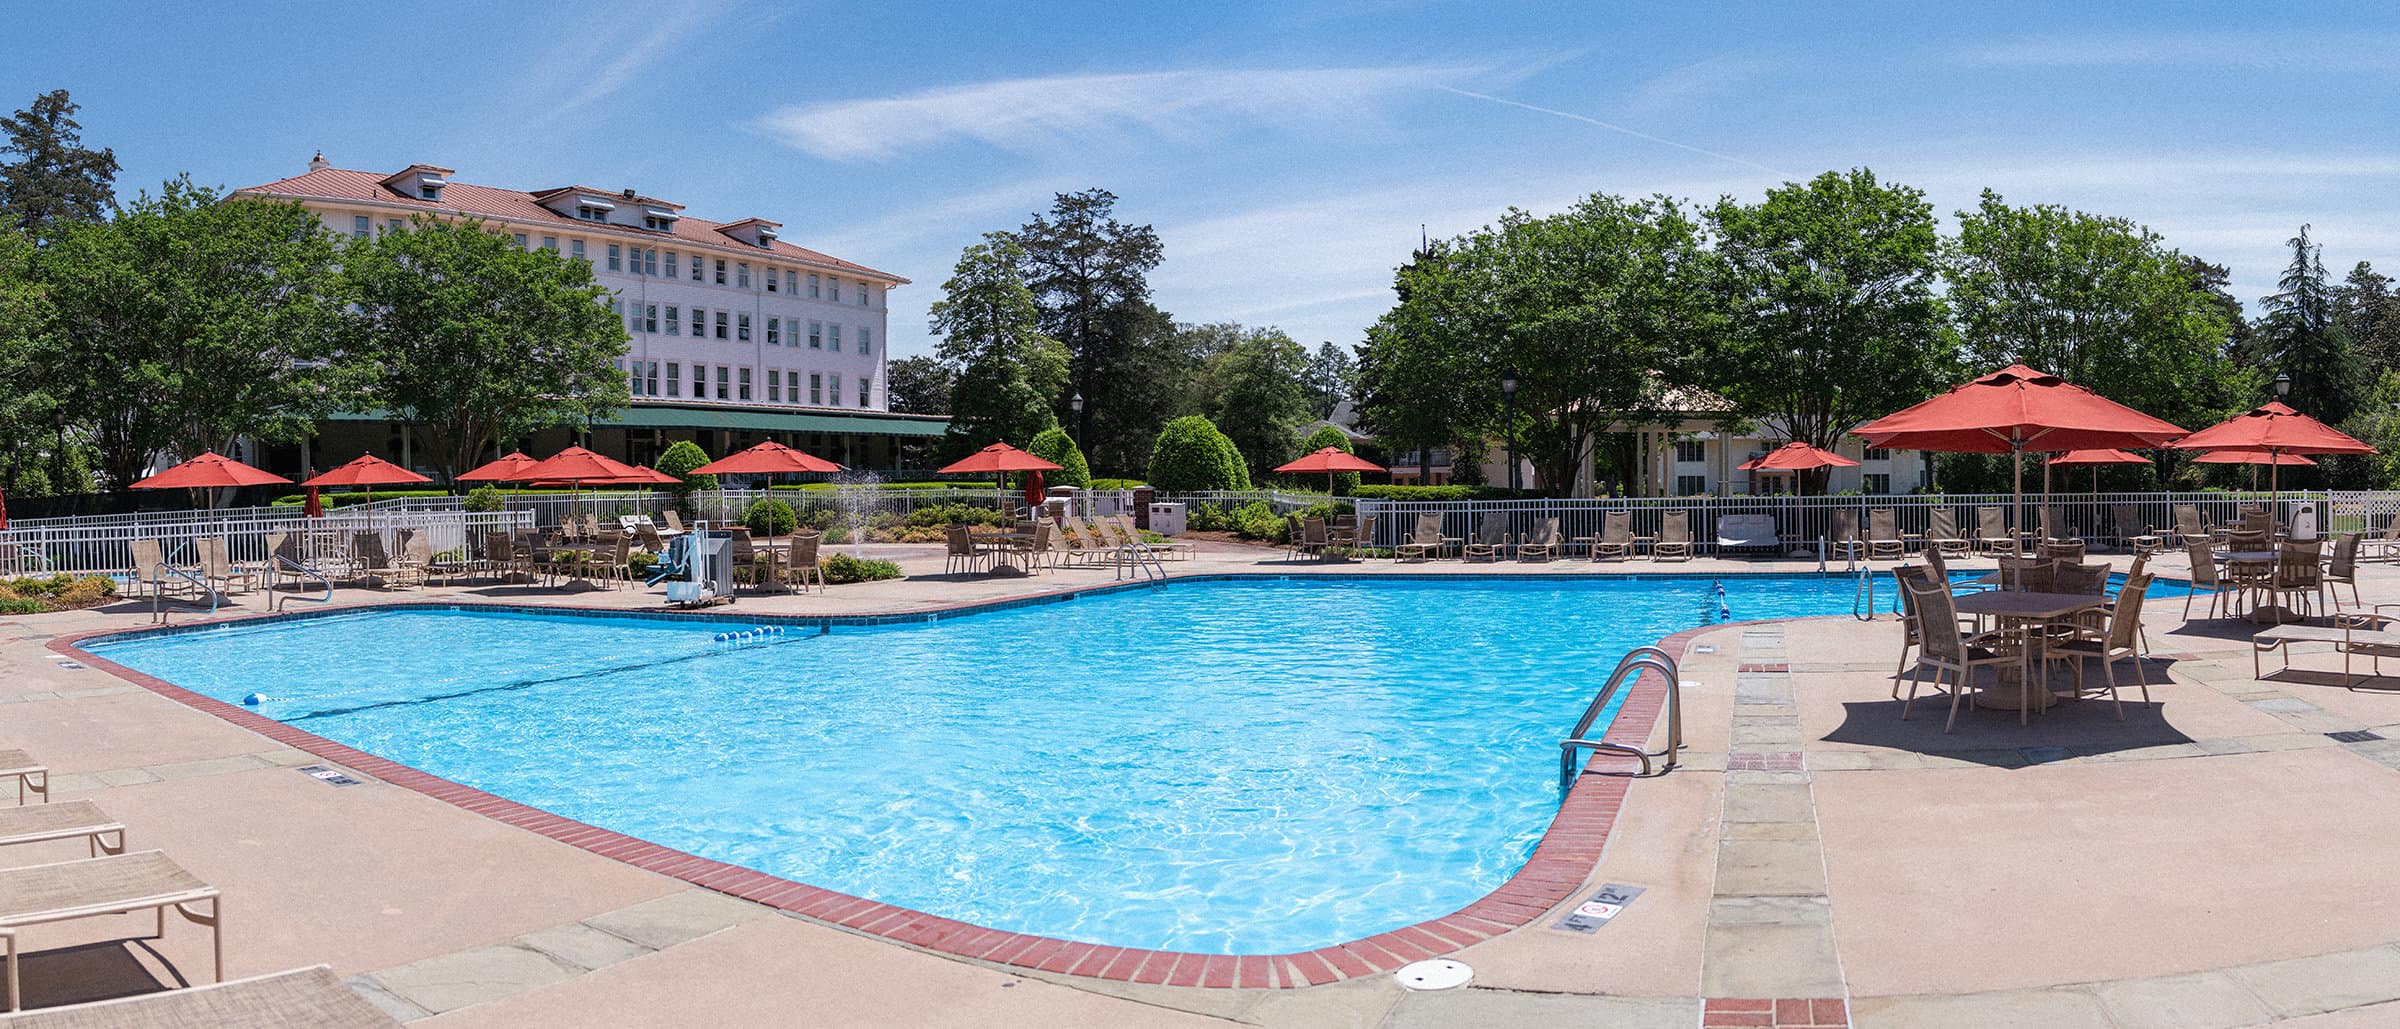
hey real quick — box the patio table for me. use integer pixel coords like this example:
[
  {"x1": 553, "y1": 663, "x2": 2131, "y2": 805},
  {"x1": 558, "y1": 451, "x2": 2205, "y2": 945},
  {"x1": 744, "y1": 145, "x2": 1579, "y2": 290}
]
[
  {"x1": 969, "y1": 532, "x2": 1034, "y2": 574},
  {"x1": 1950, "y1": 589, "x2": 2109, "y2": 715}
]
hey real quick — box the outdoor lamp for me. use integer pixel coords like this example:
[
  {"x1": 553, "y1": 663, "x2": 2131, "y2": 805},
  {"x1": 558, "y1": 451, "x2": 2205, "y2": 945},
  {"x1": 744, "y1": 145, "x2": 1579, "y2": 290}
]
[
  {"x1": 1501, "y1": 370, "x2": 1519, "y2": 397},
  {"x1": 1071, "y1": 393, "x2": 1084, "y2": 415},
  {"x1": 2274, "y1": 372, "x2": 2292, "y2": 398}
]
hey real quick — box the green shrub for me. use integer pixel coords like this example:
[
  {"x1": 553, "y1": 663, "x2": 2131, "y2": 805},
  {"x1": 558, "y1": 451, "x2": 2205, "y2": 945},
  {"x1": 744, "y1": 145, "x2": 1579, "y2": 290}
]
[
  {"x1": 0, "y1": 598, "x2": 42, "y2": 615},
  {"x1": 1231, "y1": 500, "x2": 1284, "y2": 541},
  {"x1": 462, "y1": 484, "x2": 505, "y2": 512},
  {"x1": 744, "y1": 498, "x2": 798, "y2": 537},
  {"x1": 903, "y1": 503, "x2": 1010, "y2": 529},
  {"x1": 1146, "y1": 416, "x2": 1251, "y2": 492},
  {"x1": 1186, "y1": 503, "x2": 1231, "y2": 532},
  {"x1": 628, "y1": 551, "x2": 659, "y2": 577},
  {"x1": 654, "y1": 441, "x2": 718, "y2": 508},
  {"x1": 1296, "y1": 425, "x2": 1362, "y2": 496},
  {"x1": 822, "y1": 554, "x2": 903, "y2": 584},
  {"x1": 1026, "y1": 428, "x2": 1092, "y2": 490},
  {"x1": 1090, "y1": 477, "x2": 1146, "y2": 491},
  {"x1": 2, "y1": 574, "x2": 75, "y2": 597},
  {"x1": 1352, "y1": 484, "x2": 1515, "y2": 501}
]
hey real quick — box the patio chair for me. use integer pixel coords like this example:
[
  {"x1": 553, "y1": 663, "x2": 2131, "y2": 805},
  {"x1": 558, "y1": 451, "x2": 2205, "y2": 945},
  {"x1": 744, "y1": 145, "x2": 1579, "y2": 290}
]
[
  {"x1": 1996, "y1": 557, "x2": 2060, "y2": 593},
  {"x1": 1111, "y1": 515, "x2": 1192, "y2": 560},
  {"x1": 2240, "y1": 506, "x2": 2274, "y2": 537},
  {"x1": 2327, "y1": 531, "x2": 2363, "y2": 610},
  {"x1": 787, "y1": 532, "x2": 826, "y2": 592},
  {"x1": 483, "y1": 532, "x2": 526, "y2": 583},
  {"x1": 2168, "y1": 504, "x2": 2216, "y2": 548},
  {"x1": 1515, "y1": 518, "x2": 1562, "y2": 561},
  {"x1": 1925, "y1": 507, "x2": 1972, "y2": 558},
  {"x1": 0, "y1": 751, "x2": 48, "y2": 805},
  {"x1": 1974, "y1": 507, "x2": 2015, "y2": 555},
  {"x1": 2046, "y1": 572, "x2": 2156, "y2": 714},
  {"x1": 1867, "y1": 508, "x2": 1906, "y2": 560},
  {"x1": 1895, "y1": 572, "x2": 2021, "y2": 733},
  {"x1": 1299, "y1": 517, "x2": 1334, "y2": 562},
  {"x1": 1828, "y1": 510, "x2": 1864, "y2": 561},
  {"x1": 2272, "y1": 539, "x2": 2324, "y2": 619},
  {"x1": 0, "y1": 851, "x2": 222, "y2": 1012},
  {"x1": 195, "y1": 537, "x2": 251, "y2": 596},
  {"x1": 2038, "y1": 540, "x2": 2086, "y2": 564},
  {"x1": 942, "y1": 524, "x2": 986, "y2": 575},
  {"x1": 0, "y1": 964, "x2": 399, "y2": 1028},
  {"x1": 2040, "y1": 505, "x2": 2080, "y2": 546},
  {"x1": 2110, "y1": 504, "x2": 2161, "y2": 555},
  {"x1": 1003, "y1": 522, "x2": 1053, "y2": 573},
  {"x1": 727, "y1": 528, "x2": 763, "y2": 589},
  {"x1": 661, "y1": 509, "x2": 688, "y2": 535},
  {"x1": 1394, "y1": 512, "x2": 1457, "y2": 561},
  {"x1": 1584, "y1": 511, "x2": 1634, "y2": 562},
  {"x1": 0, "y1": 800, "x2": 125, "y2": 858},
  {"x1": 1463, "y1": 513, "x2": 1509, "y2": 562},
  {"x1": 2054, "y1": 561, "x2": 2111, "y2": 596},
  {"x1": 1652, "y1": 511, "x2": 1694, "y2": 561}
]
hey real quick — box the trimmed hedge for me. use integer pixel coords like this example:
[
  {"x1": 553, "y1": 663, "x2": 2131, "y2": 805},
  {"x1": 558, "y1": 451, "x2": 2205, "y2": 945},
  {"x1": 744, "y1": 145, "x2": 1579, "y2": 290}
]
[
  {"x1": 1026, "y1": 428, "x2": 1092, "y2": 490},
  {"x1": 744, "y1": 498, "x2": 798, "y2": 537},
  {"x1": 654, "y1": 441, "x2": 718, "y2": 504},
  {"x1": 1090, "y1": 477, "x2": 1147, "y2": 491},
  {"x1": 823, "y1": 554, "x2": 903, "y2": 584},
  {"x1": 1147, "y1": 416, "x2": 1251, "y2": 492},
  {"x1": 1352, "y1": 484, "x2": 1522, "y2": 501}
]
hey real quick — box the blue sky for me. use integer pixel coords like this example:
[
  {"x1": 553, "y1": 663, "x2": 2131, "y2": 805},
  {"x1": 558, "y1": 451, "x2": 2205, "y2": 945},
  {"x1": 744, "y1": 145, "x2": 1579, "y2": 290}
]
[{"x1": 12, "y1": 2, "x2": 2400, "y2": 358}]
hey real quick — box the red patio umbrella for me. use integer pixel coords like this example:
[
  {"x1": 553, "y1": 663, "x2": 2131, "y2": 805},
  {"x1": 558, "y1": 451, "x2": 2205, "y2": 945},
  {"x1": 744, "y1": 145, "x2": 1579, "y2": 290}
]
[
  {"x1": 131, "y1": 452, "x2": 293, "y2": 509},
  {"x1": 302, "y1": 454, "x2": 433, "y2": 509},
  {"x1": 1274, "y1": 446, "x2": 1387, "y2": 496},
  {"x1": 515, "y1": 446, "x2": 648, "y2": 525},
  {"x1": 2171, "y1": 401, "x2": 2374, "y2": 503},
  {"x1": 2045, "y1": 448, "x2": 2150, "y2": 494},
  {"x1": 1736, "y1": 441, "x2": 1859, "y2": 496},
  {"x1": 456, "y1": 452, "x2": 540, "y2": 483},
  {"x1": 2193, "y1": 447, "x2": 2318, "y2": 494},
  {"x1": 690, "y1": 441, "x2": 843, "y2": 476},
  {"x1": 302, "y1": 487, "x2": 324, "y2": 519},
  {"x1": 1856, "y1": 365, "x2": 2186, "y2": 547},
  {"x1": 939, "y1": 443, "x2": 1063, "y2": 500}
]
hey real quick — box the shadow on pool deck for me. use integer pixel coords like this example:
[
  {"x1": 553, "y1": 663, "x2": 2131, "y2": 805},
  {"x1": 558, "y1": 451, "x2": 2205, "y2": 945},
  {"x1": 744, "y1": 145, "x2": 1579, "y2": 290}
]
[{"x1": 1819, "y1": 698, "x2": 2194, "y2": 764}]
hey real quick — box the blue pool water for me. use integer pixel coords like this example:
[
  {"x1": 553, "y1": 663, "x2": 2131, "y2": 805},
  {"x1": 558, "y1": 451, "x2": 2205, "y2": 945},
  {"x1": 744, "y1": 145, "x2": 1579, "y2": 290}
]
[{"x1": 87, "y1": 573, "x2": 2177, "y2": 954}]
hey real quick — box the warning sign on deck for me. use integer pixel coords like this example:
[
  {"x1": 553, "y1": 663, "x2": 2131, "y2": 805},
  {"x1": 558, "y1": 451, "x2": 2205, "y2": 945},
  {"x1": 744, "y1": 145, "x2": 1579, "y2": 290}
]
[{"x1": 1554, "y1": 884, "x2": 1644, "y2": 933}]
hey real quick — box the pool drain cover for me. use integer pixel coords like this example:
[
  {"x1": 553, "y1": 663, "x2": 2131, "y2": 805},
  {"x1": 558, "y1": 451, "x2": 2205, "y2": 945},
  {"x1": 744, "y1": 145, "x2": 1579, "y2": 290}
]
[{"x1": 1394, "y1": 958, "x2": 1472, "y2": 991}]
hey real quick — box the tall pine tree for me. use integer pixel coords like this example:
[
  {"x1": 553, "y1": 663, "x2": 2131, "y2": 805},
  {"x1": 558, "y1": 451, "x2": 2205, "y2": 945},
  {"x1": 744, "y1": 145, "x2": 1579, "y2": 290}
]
[
  {"x1": 0, "y1": 90, "x2": 118, "y2": 241},
  {"x1": 2259, "y1": 225, "x2": 2363, "y2": 424},
  {"x1": 1011, "y1": 189, "x2": 1171, "y2": 475}
]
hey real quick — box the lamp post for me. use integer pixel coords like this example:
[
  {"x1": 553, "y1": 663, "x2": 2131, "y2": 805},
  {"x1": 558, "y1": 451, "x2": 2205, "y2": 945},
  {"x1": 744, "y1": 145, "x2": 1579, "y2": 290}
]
[
  {"x1": 1501, "y1": 368, "x2": 1520, "y2": 494},
  {"x1": 2273, "y1": 372, "x2": 2291, "y2": 400},
  {"x1": 1071, "y1": 392, "x2": 1085, "y2": 442}
]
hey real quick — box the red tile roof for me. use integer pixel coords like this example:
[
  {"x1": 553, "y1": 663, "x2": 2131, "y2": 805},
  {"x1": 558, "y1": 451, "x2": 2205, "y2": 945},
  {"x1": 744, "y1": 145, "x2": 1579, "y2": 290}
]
[{"x1": 238, "y1": 167, "x2": 906, "y2": 284}]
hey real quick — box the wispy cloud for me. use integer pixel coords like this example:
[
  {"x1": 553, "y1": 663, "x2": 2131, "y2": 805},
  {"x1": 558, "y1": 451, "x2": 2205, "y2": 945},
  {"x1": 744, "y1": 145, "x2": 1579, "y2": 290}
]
[
  {"x1": 512, "y1": 0, "x2": 738, "y2": 116},
  {"x1": 1623, "y1": 55, "x2": 1783, "y2": 117},
  {"x1": 1957, "y1": 31, "x2": 2400, "y2": 71},
  {"x1": 1437, "y1": 86, "x2": 1789, "y2": 175},
  {"x1": 754, "y1": 64, "x2": 1471, "y2": 161}
]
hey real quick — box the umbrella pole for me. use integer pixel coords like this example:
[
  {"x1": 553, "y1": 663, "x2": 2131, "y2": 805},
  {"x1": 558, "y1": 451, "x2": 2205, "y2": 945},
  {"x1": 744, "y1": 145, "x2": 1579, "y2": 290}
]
[
  {"x1": 2042, "y1": 458, "x2": 2052, "y2": 543},
  {"x1": 2011, "y1": 444, "x2": 2024, "y2": 563}
]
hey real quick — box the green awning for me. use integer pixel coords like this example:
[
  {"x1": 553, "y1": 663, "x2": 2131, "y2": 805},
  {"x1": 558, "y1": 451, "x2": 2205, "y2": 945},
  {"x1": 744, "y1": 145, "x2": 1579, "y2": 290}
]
[{"x1": 598, "y1": 405, "x2": 949, "y2": 438}]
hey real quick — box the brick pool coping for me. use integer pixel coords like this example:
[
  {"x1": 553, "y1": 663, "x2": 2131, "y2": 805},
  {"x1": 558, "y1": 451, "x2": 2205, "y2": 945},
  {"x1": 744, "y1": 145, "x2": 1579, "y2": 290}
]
[{"x1": 51, "y1": 575, "x2": 1708, "y2": 990}]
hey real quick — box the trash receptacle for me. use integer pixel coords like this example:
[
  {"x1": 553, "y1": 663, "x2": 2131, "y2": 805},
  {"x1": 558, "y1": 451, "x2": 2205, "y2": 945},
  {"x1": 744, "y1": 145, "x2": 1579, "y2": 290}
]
[{"x1": 1149, "y1": 502, "x2": 1185, "y2": 536}]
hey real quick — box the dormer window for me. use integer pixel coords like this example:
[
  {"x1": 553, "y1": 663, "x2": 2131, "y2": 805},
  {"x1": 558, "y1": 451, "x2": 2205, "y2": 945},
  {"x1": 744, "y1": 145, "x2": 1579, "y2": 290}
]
[
  {"x1": 644, "y1": 215, "x2": 671, "y2": 230},
  {"x1": 577, "y1": 205, "x2": 608, "y2": 222},
  {"x1": 420, "y1": 184, "x2": 442, "y2": 201}
]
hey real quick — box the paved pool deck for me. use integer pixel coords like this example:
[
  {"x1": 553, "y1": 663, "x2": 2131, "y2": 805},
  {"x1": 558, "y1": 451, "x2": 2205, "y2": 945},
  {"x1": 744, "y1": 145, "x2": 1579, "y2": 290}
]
[{"x1": 5, "y1": 541, "x2": 2400, "y2": 1026}]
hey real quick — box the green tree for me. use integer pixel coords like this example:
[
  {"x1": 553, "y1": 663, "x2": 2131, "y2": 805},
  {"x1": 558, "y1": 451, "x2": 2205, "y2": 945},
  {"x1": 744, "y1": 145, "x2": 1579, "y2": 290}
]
[
  {"x1": 1364, "y1": 194, "x2": 1710, "y2": 494},
  {"x1": 2333, "y1": 370, "x2": 2400, "y2": 487},
  {"x1": 1185, "y1": 322, "x2": 1311, "y2": 480},
  {"x1": 2258, "y1": 224, "x2": 2362, "y2": 424},
  {"x1": 38, "y1": 178, "x2": 346, "y2": 488},
  {"x1": 1147, "y1": 415, "x2": 1250, "y2": 492},
  {"x1": 883, "y1": 354, "x2": 955, "y2": 415},
  {"x1": 653, "y1": 439, "x2": 718, "y2": 502},
  {"x1": 1297, "y1": 424, "x2": 1361, "y2": 495},
  {"x1": 2335, "y1": 261, "x2": 2400, "y2": 373},
  {"x1": 1301, "y1": 341, "x2": 1357, "y2": 419},
  {"x1": 0, "y1": 90, "x2": 117, "y2": 241},
  {"x1": 1025, "y1": 427, "x2": 1091, "y2": 489},
  {"x1": 344, "y1": 215, "x2": 629, "y2": 480},
  {"x1": 1012, "y1": 188, "x2": 1176, "y2": 474},
  {"x1": 931, "y1": 233, "x2": 1069, "y2": 454},
  {"x1": 1946, "y1": 190, "x2": 2237, "y2": 434},
  {"x1": 1703, "y1": 169, "x2": 1950, "y2": 493}
]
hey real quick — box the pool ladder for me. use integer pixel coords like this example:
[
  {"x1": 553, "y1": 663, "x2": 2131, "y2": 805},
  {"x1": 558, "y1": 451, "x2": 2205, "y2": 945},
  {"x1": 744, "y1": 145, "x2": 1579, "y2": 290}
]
[
  {"x1": 269, "y1": 555, "x2": 334, "y2": 612},
  {"x1": 149, "y1": 563, "x2": 217, "y2": 625},
  {"x1": 1558, "y1": 646, "x2": 1684, "y2": 791},
  {"x1": 1113, "y1": 542, "x2": 1167, "y2": 582}
]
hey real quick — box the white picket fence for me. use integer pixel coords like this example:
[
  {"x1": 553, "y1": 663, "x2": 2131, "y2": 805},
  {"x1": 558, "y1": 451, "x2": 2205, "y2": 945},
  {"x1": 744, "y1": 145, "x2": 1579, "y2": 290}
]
[{"x1": 0, "y1": 504, "x2": 534, "y2": 579}]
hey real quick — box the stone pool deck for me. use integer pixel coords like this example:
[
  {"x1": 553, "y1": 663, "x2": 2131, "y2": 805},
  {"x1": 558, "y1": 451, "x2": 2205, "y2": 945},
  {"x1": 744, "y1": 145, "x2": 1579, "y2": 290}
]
[{"x1": 5, "y1": 541, "x2": 2400, "y2": 1026}]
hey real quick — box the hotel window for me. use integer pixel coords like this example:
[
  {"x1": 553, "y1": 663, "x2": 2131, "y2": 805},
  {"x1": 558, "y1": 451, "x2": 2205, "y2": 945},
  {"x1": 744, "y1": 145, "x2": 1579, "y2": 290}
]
[
  {"x1": 858, "y1": 328, "x2": 871, "y2": 355},
  {"x1": 644, "y1": 362, "x2": 659, "y2": 396},
  {"x1": 766, "y1": 268, "x2": 778, "y2": 292},
  {"x1": 858, "y1": 284, "x2": 870, "y2": 306},
  {"x1": 541, "y1": 235, "x2": 558, "y2": 252},
  {"x1": 1863, "y1": 473, "x2": 1892, "y2": 495},
  {"x1": 829, "y1": 375, "x2": 841, "y2": 406},
  {"x1": 1674, "y1": 440, "x2": 1706, "y2": 463},
  {"x1": 665, "y1": 252, "x2": 677, "y2": 277},
  {"x1": 808, "y1": 273, "x2": 820, "y2": 298},
  {"x1": 571, "y1": 239, "x2": 586, "y2": 263},
  {"x1": 351, "y1": 215, "x2": 370, "y2": 239},
  {"x1": 808, "y1": 321, "x2": 822, "y2": 349},
  {"x1": 691, "y1": 254, "x2": 703, "y2": 281},
  {"x1": 737, "y1": 314, "x2": 751, "y2": 342},
  {"x1": 737, "y1": 262, "x2": 750, "y2": 288},
  {"x1": 665, "y1": 306, "x2": 680, "y2": 335},
  {"x1": 386, "y1": 218, "x2": 404, "y2": 234},
  {"x1": 828, "y1": 278, "x2": 841, "y2": 303},
  {"x1": 666, "y1": 362, "x2": 680, "y2": 398},
  {"x1": 768, "y1": 370, "x2": 782, "y2": 402},
  {"x1": 1676, "y1": 474, "x2": 1707, "y2": 496},
  {"x1": 513, "y1": 233, "x2": 528, "y2": 248},
  {"x1": 644, "y1": 305, "x2": 658, "y2": 334},
  {"x1": 738, "y1": 368, "x2": 752, "y2": 401},
  {"x1": 607, "y1": 244, "x2": 621, "y2": 271},
  {"x1": 809, "y1": 373, "x2": 822, "y2": 405},
  {"x1": 714, "y1": 259, "x2": 726, "y2": 285},
  {"x1": 784, "y1": 270, "x2": 797, "y2": 293},
  {"x1": 857, "y1": 377, "x2": 870, "y2": 407},
  {"x1": 766, "y1": 318, "x2": 780, "y2": 346},
  {"x1": 828, "y1": 325, "x2": 841, "y2": 352},
  {"x1": 1863, "y1": 447, "x2": 1891, "y2": 461},
  {"x1": 689, "y1": 307, "x2": 704, "y2": 336},
  {"x1": 714, "y1": 311, "x2": 729, "y2": 340},
  {"x1": 643, "y1": 248, "x2": 658, "y2": 276},
  {"x1": 716, "y1": 366, "x2": 730, "y2": 400}
]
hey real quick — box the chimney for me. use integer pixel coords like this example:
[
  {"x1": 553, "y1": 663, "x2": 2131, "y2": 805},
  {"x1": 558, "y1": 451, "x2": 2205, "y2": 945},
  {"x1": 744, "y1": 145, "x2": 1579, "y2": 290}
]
[
  {"x1": 622, "y1": 187, "x2": 637, "y2": 199},
  {"x1": 308, "y1": 150, "x2": 330, "y2": 172}
]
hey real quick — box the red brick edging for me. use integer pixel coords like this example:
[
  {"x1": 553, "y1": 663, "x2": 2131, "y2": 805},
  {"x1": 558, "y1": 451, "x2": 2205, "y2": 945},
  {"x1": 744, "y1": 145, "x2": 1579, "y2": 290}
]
[{"x1": 52, "y1": 589, "x2": 1696, "y2": 989}]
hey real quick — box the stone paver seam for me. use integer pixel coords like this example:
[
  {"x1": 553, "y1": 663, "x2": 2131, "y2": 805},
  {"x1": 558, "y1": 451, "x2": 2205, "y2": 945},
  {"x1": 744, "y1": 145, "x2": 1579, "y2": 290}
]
[{"x1": 352, "y1": 894, "x2": 751, "y2": 1019}]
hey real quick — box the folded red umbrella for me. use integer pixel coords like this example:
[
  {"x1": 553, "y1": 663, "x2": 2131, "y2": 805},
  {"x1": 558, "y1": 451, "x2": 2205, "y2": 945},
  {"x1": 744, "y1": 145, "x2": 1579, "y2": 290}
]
[{"x1": 303, "y1": 486, "x2": 324, "y2": 518}]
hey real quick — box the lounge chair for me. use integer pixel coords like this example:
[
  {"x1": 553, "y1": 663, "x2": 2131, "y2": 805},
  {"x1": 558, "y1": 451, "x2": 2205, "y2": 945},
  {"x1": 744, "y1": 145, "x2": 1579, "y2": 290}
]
[
  {"x1": 0, "y1": 801, "x2": 124, "y2": 858},
  {"x1": 1925, "y1": 507, "x2": 1971, "y2": 558},
  {"x1": 0, "y1": 752, "x2": 47, "y2": 806},
  {"x1": 1867, "y1": 508, "x2": 1906, "y2": 560},
  {"x1": 661, "y1": 509, "x2": 688, "y2": 536},
  {"x1": 0, "y1": 964, "x2": 397, "y2": 1028},
  {"x1": 1974, "y1": 507, "x2": 2015, "y2": 556},
  {"x1": 1110, "y1": 515, "x2": 1192, "y2": 560},
  {"x1": 1584, "y1": 511, "x2": 1634, "y2": 562},
  {"x1": 2253, "y1": 605, "x2": 2400, "y2": 687},
  {"x1": 1462, "y1": 513, "x2": 1509, "y2": 562},
  {"x1": 2362, "y1": 515, "x2": 2400, "y2": 563},
  {"x1": 1393, "y1": 512, "x2": 1458, "y2": 561},
  {"x1": 195, "y1": 537, "x2": 250, "y2": 596},
  {"x1": 1828, "y1": 511, "x2": 1863, "y2": 561},
  {"x1": 351, "y1": 532, "x2": 405, "y2": 587},
  {"x1": 1714, "y1": 513, "x2": 1780, "y2": 555},
  {"x1": 1651, "y1": 511, "x2": 1694, "y2": 561},
  {"x1": 2039, "y1": 505, "x2": 2080, "y2": 546},
  {"x1": 0, "y1": 851, "x2": 222, "y2": 1012},
  {"x1": 1516, "y1": 518, "x2": 1562, "y2": 561}
]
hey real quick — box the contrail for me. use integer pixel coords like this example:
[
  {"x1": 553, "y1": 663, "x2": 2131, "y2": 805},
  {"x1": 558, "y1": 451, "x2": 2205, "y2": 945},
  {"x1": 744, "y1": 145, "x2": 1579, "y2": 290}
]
[{"x1": 1439, "y1": 86, "x2": 1788, "y2": 176}]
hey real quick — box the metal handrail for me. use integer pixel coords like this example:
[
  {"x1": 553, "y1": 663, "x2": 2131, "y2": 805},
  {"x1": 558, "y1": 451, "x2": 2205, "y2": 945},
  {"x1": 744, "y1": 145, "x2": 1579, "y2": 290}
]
[
  {"x1": 149, "y1": 563, "x2": 216, "y2": 624},
  {"x1": 3, "y1": 542, "x2": 48, "y2": 574},
  {"x1": 1854, "y1": 561, "x2": 1876, "y2": 621},
  {"x1": 1558, "y1": 646, "x2": 1684, "y2": 791},
  {"x1": 270, "y1": 555, "x2": 333, "y2": 612},
  {"x1": 1113, "y1": 541, "x2": 1166, "y2": 582}
]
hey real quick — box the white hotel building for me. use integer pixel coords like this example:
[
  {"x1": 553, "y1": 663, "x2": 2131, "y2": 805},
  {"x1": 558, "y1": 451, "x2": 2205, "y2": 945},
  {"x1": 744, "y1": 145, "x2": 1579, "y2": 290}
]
[{"x1": 236, "y1": 156, "x2": 944, "y2": 476}]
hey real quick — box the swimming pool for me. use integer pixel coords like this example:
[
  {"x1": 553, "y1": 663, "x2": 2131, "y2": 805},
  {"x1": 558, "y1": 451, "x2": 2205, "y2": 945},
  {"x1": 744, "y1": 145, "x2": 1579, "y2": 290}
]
[{"x1": 83, "y1": 573, "x2": 2173, "y2": 955}]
